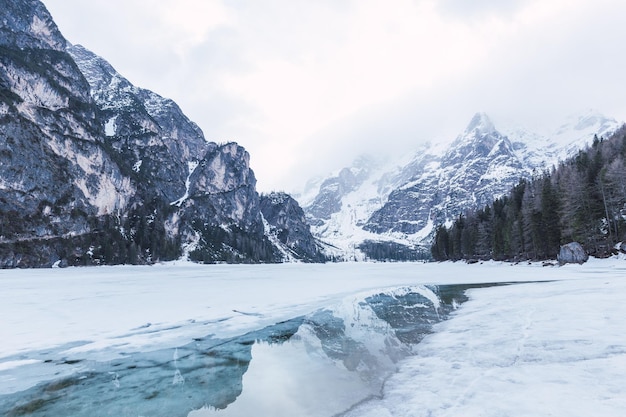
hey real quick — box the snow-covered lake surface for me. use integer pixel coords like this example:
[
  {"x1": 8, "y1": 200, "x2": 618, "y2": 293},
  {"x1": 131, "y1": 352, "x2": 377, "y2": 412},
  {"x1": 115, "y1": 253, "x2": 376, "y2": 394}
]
[{"x1": 1, "y1": 259, "x2": 625, "y2": 416}]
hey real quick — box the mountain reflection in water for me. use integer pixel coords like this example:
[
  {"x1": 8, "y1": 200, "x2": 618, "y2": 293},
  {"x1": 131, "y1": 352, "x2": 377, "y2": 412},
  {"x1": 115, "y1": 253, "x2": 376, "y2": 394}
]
[{"x1": 1, "y1": 284, "x2": 494, "y2": 417}]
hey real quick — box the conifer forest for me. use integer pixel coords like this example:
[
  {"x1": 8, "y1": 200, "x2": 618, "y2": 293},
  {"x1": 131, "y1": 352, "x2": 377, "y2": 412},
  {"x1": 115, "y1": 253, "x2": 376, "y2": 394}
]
[{"x1": 431, "y1": 127, "x2": 626, "y2": 261}]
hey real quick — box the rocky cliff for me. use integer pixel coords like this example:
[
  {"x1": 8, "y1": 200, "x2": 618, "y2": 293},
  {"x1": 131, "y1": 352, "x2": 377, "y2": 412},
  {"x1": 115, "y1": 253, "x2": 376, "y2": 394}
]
[
  {"x1": 0, "y1": 0, "x2": 323, "y2": 266},
  {"x1": 260, "y1": 192, "x2": 325, "y2": 262}
]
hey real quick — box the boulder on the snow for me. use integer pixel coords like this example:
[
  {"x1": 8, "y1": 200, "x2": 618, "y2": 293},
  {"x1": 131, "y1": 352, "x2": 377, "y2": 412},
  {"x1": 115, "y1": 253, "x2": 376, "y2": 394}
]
[
  {"x1": 619, "y1": 242, "x2": 626, "y2": 254},
  {"x1": 557, "y1": 242, "x2": 589, "y2": 265}
]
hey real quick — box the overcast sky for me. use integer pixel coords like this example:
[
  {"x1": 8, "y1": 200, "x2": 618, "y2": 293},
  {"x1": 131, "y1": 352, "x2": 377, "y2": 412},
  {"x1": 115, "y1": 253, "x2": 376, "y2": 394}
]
[{"x1": 43, "y1": 0, "x2": 626, "y2": 192}]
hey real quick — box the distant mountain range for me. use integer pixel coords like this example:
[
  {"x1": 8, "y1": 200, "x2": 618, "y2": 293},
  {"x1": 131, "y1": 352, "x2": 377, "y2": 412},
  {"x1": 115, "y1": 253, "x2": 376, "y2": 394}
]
[{"x1": 298, "y1": 111, "x2": 621, "y2": 260}]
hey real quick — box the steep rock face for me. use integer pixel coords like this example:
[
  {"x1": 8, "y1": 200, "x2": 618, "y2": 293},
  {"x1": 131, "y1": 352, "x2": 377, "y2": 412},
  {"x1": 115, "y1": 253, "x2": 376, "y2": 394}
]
[
  {"x1": 67, "y1": 44, "x2": 208, "y2": 203},
  {"x1": 0, "y1": 0, "x2": 65, "y2": 50},
  {"x1": 0, "y1": 0, "x2": 315, "y2": 266},
  {"x1": 0, "y1": 1, "x2": 133, "y2": 266},
  {"x1": 67, "y1": 44, "x2": 279, "y2": 263},
  {"x1": 177, "y1": 143, "x2": 280, "y2": 263},
  {"x1": 303, "y1": 112, "x2": 621, "y2": 260},
  {"x1": 68, "y1": 43, "x2": 322, "y2": 264},
  {"x1": 260, "y1": 192, "x2": 325, "y2": 262}
]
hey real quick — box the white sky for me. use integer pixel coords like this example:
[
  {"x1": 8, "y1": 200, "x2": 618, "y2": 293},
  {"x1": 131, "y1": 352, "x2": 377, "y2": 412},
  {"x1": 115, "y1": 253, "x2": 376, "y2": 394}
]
[{"x1": 42, "y1": 0, "x2": 626, "y2": 192}]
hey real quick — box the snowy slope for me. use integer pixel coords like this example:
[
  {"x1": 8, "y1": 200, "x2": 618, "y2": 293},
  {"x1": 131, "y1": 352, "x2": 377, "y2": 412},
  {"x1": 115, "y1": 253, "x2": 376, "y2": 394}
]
[
  {"x1": 504, "y1": 109, "x2": 620, "y2": 169},
  {"x1": 302, "y1": 112, "x2": 622, "y2": 259}
]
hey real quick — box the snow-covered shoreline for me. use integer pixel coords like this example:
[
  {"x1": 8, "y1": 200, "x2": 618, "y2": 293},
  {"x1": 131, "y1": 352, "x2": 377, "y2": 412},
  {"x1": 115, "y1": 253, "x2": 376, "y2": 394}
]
[{"x1": 345, "y1": 270, "x2": 626, "y2": 416}]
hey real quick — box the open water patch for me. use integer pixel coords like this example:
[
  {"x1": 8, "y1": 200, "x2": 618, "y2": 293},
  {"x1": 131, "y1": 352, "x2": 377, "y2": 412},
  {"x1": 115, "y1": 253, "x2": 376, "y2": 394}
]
[{"x1": 0, "y1": 283, "x2": 514, "y2": 417}]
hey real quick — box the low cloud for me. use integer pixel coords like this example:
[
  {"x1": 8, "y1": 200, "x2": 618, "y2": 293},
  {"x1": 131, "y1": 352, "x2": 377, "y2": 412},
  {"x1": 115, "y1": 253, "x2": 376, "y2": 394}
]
[{"x1": 44, "y1": 0, "x2": 626, "y2": 192}]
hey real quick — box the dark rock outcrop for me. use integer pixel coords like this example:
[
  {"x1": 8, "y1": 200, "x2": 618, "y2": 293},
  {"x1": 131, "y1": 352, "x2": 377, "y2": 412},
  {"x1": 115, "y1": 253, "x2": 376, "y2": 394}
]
[{"x1": 260, "y1": 192, "x2": 326, "y2": 262}]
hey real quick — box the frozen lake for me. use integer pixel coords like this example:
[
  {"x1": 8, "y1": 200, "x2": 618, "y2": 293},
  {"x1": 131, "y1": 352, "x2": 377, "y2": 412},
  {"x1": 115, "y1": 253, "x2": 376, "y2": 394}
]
[{"x1": 1, "y1": 259, "x2": 625, "y2": 416}]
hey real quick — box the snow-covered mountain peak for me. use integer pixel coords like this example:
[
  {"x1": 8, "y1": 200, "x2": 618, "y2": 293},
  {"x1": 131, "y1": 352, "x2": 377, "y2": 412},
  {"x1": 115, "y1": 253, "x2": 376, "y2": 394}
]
[
  {"x1": 497, "y1": 110, "x2": 623, "y2": 172},
  {"x1": 556, "y1": 109, "x2": 618, "y2": 137},
  {"x1": 443, "y1": 113, "x2": 510, "y2": 166},
  {"x1": 463, "y1": 112, "x2": 497, "y2": 137},
  {"x1": 68, "y1": 45, "x2": 174, "y2": 120}
]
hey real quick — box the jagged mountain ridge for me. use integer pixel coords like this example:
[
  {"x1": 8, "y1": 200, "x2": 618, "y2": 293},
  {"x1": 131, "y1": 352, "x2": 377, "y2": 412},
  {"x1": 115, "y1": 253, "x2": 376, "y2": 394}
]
[
  {"x1": 365, "y1": 113, "x2": 532, "y2": 235},
  {"x1": 67, "y1": 44, "x2": 209, "y2": 204},
  {"x1": 0, "y1": 0, "x2": 323, "y2": 266},
  {"x1": 302, "y1": 111, "x2": 621, "y2": 260}
]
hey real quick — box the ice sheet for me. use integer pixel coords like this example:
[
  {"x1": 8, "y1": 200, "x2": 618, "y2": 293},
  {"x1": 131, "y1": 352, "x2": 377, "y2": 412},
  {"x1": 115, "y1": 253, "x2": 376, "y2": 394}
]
[
  {"x1": 0, "y1": 260, "x2": 575, "y2": 362},
  {"x1": 344, "y1": 269, "x2": 626, "y2": 417},
  {"x1": 1, "y1": 258, "x2": 625, "y2": 416}
]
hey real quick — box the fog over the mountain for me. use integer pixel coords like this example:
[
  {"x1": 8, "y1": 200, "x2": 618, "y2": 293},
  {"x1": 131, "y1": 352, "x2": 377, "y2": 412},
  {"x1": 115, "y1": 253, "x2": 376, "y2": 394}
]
[{"x1": 43, "y1": 0, "x2": 626, "y2": 192}]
